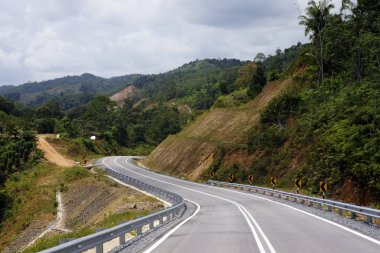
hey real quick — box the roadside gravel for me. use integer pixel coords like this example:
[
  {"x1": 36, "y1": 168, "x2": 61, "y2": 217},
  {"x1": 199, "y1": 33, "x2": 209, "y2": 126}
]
[{"x1": 227, "y1": 187, "x2": 380, "y2": 240}]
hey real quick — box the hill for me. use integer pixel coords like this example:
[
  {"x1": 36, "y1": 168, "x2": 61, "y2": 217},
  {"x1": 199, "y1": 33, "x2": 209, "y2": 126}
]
[
  {"x1": 0, "y1": 59, "x2": 243, "y2": 113},
  {"x1": 144, "y1": 1, "x2": 380, "y2": 205},
  {"x1": 144, "y1": 78, "x2": 292, "y2": 179},
  {"x1": 110, "y1": 85, "x2": 139, "y2": 106},
  {"x1": 0, "y1": 73, "x2": 140, "y2": 110}
]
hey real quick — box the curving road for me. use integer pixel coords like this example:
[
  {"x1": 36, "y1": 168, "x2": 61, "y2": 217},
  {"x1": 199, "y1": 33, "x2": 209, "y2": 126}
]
[{"x1": 97, "y1": 156, "x2": 380, "y2": 253}]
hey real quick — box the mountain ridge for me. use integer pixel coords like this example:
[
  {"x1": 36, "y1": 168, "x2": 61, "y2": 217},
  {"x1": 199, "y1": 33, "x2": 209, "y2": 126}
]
[{"x1": 0, "y1": 58, "x2": 242, "y2": 111}]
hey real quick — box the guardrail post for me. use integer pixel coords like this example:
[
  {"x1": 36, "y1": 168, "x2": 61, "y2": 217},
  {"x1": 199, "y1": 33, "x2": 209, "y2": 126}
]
[
  {"x1": 366, "y1": 216, "x2": 372, "y2": 224},
  {"x1": 150, "y1": 221, "x2": 155, "y2": 229},
  {"x1": 96, "y1": 244, "x2": 103, "y2": 253},
  {"x1": 95, "y1": 228, "x2": 105, "y2": 253},
  {"x1": 338, "y1": 208, "x2": 343, "y2": 216},
  {"x1": 350, "y1": 212, "x2": 356, "y2": 219},
  {"x1": 159, "y1": 216, "x2": 164, "y2": 225},
  {"x1": 137, "y1": 226, "x2": 143, "y2": 236},
  {"x1": 119, "y1": 233, "x2": 126, "y2": 245},
  {"x1": 308, "y1": 201, "x2": 313, "y2": 207},
  {"x1": 327, "y1": 205, "x2": 332, "y2": 212}
]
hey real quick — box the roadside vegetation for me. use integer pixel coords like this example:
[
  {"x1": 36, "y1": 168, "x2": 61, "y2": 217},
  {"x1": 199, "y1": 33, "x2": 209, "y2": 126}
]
[
  {"x1": 0, "y1": 161, "x2": 66, "y2": 252},
  {"x1": 0, "y1": 2, "x2": 379, "y2": 250},
  {"x1": 202, "y1": 0, "x2": 380, "y2": 205},
  {"x1": 0, "y1": 159, "x2": 163, "y2": 253}
]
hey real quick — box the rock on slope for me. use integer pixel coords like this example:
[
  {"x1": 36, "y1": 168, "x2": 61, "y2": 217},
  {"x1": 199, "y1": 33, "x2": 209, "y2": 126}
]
[{"x1": 144, "y1": 78, "x2": 293, "y2": 180}]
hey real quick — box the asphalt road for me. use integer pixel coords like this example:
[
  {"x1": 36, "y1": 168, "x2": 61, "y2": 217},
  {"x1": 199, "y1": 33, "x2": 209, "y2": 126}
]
[{"x1": 97, "y1": 156, "x2": 380, "y2": 253}]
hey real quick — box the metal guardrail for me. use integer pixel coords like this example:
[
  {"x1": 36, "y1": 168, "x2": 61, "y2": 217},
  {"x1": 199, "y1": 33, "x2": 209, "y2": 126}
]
[
  {"x1": 208, "y1": 180, "x2": 380, "y2": 224},
  {"x1": 41, "y1": 168, "x2": 185, "y2": 253}
]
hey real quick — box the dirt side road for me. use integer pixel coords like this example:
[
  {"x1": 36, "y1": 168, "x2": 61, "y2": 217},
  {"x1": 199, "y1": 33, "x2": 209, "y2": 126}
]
[{"x1": 37, "y1": 134, "x2": 75, "y2": 167}]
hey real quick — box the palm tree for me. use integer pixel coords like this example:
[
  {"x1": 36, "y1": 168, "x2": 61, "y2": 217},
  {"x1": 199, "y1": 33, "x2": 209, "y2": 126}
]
[{"x1": 299, "y1": 0, "x2": 334, "y2": 82}]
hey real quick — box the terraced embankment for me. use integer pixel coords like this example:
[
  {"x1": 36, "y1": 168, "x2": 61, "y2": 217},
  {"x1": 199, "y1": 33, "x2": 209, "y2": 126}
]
[{"x1": 144, "y1": 79, "x2": 293, "y2": 179}]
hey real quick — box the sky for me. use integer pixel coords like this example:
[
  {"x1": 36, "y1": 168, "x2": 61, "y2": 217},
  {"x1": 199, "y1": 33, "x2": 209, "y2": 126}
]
[{"x1": 0, "y1": 0, "x2": 342, "y2": 85}]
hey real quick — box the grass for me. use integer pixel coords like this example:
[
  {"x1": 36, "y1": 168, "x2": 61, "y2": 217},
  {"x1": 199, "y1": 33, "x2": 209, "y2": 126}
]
[
  {"x1": 213, "y1": 88, "x2": 249, "y2": 108},
  {"x1": 0, "y1": 160, "x2": 118, "y2": 252},
  {"x1": 21, "y1": 228, "x2": 95, "y2": 253},
  {"x1": 0, "y1": 152, "x2": 163, "y2": 253},
  {"x1": 64, "y1": 166, "x2": 91, "y2": 182},
  {"x1": 45, "y1": 136, "x2": 103, "y2": 163},
  {"x1": 0, "y1": 162, "x2": 63, "y2": 252},
  {"x1": 21, "y1": 209, "x2": 153, "y2": 253},
  {"x1": 97, "y1": 210, "x2": 151, "y2": 228},
  {"x1": 46, "y1": 136, "x2": 154, "y2": 161},
  {"x1": 21, "y1": 192, "x2": 161, "y2": 253}
]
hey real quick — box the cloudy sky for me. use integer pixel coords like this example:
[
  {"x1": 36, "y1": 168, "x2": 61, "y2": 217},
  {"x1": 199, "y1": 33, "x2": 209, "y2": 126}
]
[{"x1": 0, "y1": 0, "x2": 341, "y2": 85}]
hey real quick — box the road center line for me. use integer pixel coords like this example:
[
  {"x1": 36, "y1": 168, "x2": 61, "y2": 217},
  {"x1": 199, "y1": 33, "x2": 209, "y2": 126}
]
[
  {"x1": 103, "y1": 157, "x2": 274, "y2": 253},
  {"x1": 112, "y1": 156, "x2": 380, "y2": 246}
]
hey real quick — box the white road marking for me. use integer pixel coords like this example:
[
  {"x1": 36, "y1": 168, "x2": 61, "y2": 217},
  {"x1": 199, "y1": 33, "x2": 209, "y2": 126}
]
[
  {"x1": 103, "y1": 157, "x2": 274, "y2": 253},
  {"x1": 238, "y1": 203, "x2": 277, "y2": 253},
  {"x1": 109, "y1": 156, "x2": 380, "y2": 247},
  {"x1": 143, "y1": 199, "x2": 200, "y2": 253},
  {"x1": 201, "y1": 182, "x2": 380, "y2": 246}
]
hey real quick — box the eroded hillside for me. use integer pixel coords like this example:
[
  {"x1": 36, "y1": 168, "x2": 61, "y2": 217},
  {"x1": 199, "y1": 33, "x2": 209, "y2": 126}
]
[{"x1": 144, "y1": 78, "x2": 293, "y2": 180}]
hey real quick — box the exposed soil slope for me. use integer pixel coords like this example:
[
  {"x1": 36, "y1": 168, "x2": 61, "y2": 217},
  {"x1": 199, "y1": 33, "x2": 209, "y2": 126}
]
[
  {"x1": 110, "y1": 85, "x2": 138, "y2": 106},
  {"x1": 37, "y1": 135, "x2": 75, "y2": 167},
  {"x1": 144, "y1": 79, "x2": 292, "y2": 179},
  {"x1": 63, "y1": 176, "x2": 164, "y2": 230}
]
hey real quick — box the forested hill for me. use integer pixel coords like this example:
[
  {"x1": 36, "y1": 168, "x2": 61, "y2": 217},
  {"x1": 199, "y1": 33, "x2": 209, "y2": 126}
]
[
  {"x1": 145, "y1": 0, "x2": 380, "y2": 205},
  {"x1": 0, "y1": 59, "x2": 243, "y2": 111},
  {"x1": 0, "y1": 73, "x2": 140, "y2": 110},
  {"x1": 133, "y1": 59, "x2": 243, "y2": 102}
]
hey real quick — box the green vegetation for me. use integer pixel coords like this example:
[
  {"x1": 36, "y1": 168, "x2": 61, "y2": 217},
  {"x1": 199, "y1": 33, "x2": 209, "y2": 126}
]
[
  {"x1": 64, "y1": 167, "x2": 91, "y2": 182},
  {"x1": 244, "y1": 0, "x2": 379, "y2": 204},
  {"x1": 1, "y1": 3, "x2": 379, "y2": 250},
  {"x1": 21, "y1": 228, "x2": 95, "y2": 253},
  {"x1": 0, "y1": 73, "x2": 140, "y2": 110},
  {"x1": 0, "y1": 98, "x2": 40, "y2": 222},
  {"x1": 247, "y1": 64, "x2": 267, "y2": 98},
  {"x1": 21, "y1": 208, "x2": 151, "y2": 253},
  {"x1": 0, "y1": 162, "x2": 62, "y2": 251},
  {"x1": 195, "y1": 0, "x2": 379, "y2": 205}
]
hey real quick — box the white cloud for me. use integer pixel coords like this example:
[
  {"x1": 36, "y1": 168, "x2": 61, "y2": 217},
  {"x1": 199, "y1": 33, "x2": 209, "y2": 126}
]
[{"x1": 0, "y1": 0, "x2": 334, "y2": 85}]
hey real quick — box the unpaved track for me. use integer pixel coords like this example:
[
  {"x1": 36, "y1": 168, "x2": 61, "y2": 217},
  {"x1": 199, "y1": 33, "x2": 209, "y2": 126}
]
[{"x1": 37, "y1": 134, "x2": 75, "y2": 167}]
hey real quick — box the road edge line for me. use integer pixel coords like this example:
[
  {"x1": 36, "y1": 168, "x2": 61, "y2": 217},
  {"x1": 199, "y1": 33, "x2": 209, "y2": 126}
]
[
  {"x1": 112, "y1": 157, "x2": 269, "y2": 253},
  {"x1": 122, "y1": 156, "x2": 380, "y2": 246},
  {"x1": 142, "y1": 199, "x2": 201, "y2": 253}
]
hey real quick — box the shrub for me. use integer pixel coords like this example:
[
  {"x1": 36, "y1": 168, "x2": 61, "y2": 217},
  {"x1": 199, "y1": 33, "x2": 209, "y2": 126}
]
[
  {"x1": 260, "y1": 92, "x2": 302, "y2": 126},
  {"x1": 64, "y1": 167, "x2": 90, "y2": 182}
]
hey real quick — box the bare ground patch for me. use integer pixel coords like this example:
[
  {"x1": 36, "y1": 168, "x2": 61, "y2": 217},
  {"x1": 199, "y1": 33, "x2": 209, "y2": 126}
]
[
  {"x1": 146, "y1": 79, "x2": 294, "y2": 180},
  {"x1": 63, "y1": 177, "x2": 164, "y2": 230},
  {"x1": 37, "y1": 135, "x2": 75, "y2": 167}
]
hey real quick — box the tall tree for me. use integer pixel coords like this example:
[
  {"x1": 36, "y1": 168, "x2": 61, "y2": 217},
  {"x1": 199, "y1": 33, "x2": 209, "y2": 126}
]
[
  {"x1": 247, "y1": 64, "x2": 267, "y2": 98},
  {"x1": 299, "y1": 0, "x2": 334, "y2": 82}
]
